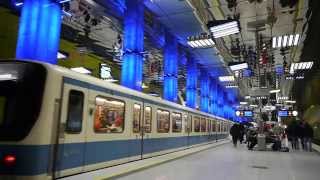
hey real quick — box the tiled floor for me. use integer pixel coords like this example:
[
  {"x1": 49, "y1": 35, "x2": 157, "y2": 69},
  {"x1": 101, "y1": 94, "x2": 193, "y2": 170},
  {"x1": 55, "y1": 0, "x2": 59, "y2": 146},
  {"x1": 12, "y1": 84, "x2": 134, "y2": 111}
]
[{"x1": 115, "y1": 143, "x2": 320, "y2": 180}]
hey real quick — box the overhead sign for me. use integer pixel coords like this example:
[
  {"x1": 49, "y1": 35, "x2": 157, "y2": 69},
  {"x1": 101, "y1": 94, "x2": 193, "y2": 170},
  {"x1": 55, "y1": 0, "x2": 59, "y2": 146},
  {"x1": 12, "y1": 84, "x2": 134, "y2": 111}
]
[
  {"x1": 278, "y1": 110, "x2": 298, "y2": 117},
  {"x1": 236, "y1": 110, "x2": 253, "y2": 117}
]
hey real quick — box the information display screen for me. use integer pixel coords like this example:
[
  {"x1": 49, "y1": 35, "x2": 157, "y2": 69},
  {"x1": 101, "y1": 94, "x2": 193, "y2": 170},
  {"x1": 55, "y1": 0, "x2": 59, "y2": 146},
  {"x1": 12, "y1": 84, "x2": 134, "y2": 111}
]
[
  {"x1": 278, "y1": 110, "x2": 288, "y2": 117},
  {"x1": 244, "y1": 111, "x2": 253, "y2": 117},
  {"x1": 0, "y1": 96, "x2": 6, "y2": 125}
]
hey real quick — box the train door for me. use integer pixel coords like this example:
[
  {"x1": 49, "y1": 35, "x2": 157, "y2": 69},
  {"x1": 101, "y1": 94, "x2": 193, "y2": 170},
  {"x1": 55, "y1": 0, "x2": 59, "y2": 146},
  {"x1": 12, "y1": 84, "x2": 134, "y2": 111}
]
[
  {"x1": 54, "y1": 83, "x2": 89, "y2": 178},
  {"x1": 129, "y1": 101, "x2": 144, "y2": 161},
  {"x1": 141, "y1": 103, "x2": 153, "y2": 158},
  {"x1": 185, "y1": 113, "x2": 192, "y2": 147}
]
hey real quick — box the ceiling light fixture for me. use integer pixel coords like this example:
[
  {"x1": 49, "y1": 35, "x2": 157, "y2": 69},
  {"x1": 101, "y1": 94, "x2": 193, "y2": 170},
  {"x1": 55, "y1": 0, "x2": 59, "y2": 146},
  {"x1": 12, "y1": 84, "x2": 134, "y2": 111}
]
[
  {"x1": 277, "y1": 96, "x2": 289, "y2": 100},
  {"x1": 228, "y1": 62, "x2": 248, "y2": 71},
  {"x1": 240, "y1": 102, "x2": 248, "y2": 105},
  {"x1": 250, "y1": 104, "x2": 258, "y2": 108},
  {"x1": 269, "y1": 89, "x2": 280, "y2": 93},
  {"x1": 187, "y1": 34, "x2": 215, "y2": 48},
  {"x1": 219, "y1": 75, "x2": 235, "y2": 82},
  {"x1": 289, "y1": 61, "x2": 313, "y2": 74},
  {"x1": 208, "y1": 20, "x2": 240, "y2": 38},
  {"x1": 225, "y1": 85, "x2": 238, "y2": 88},
  {"x1": 272, "y1": 34, "x2": 300, "y2": 48},
  {"x1": 285, "y1": 100, "x2": 296, "y2": 104}
]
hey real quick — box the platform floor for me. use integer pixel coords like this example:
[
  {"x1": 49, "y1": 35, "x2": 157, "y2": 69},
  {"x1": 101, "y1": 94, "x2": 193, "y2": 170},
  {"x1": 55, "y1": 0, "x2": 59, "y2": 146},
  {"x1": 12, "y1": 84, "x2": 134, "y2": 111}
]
[{"x1": 115, "y1": 143, "x2": 320, "y2": 180}]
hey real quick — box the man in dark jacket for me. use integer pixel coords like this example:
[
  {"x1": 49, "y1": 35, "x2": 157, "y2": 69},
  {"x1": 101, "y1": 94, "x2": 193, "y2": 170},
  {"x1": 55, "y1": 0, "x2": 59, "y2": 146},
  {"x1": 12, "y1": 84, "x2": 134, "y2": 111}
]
[
  {"x1": 230, "y1": 124, "x2": 241, "y2": 147},
  {"x1": 303, "y1": 121, "x2": 314, "y2": 152}
]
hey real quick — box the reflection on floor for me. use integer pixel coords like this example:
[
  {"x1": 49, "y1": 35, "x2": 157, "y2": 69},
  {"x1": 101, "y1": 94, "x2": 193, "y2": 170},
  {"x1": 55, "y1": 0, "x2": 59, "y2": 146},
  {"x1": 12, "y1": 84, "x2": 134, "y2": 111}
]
[{"x1": 115, "y1": 143, "x2": 320, "y2": 180}]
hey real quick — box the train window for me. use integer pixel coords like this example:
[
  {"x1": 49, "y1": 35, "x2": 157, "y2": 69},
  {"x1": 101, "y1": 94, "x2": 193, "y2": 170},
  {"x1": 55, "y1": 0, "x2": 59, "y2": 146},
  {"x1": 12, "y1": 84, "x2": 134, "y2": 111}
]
[
  {"x1": 133, "y1": 104, "x2": 141, "y2": 133},
  {"x1": 187, "y1": 115, "x2": 192, "y2": 132},
  {"x1": 65, "y1": 90, "x2": 84, "y2": 133},
  {"x1": 144, "y1": 106, "x2": 152, "y2": 133},
  {"x1": 157, "y1": 109, "x2": 170, "y2": 133},
  {"x1": 94, "y1": 96, "x2": 125, "y2": 133},
  {"x1": 200, "y1": 118, "x2": 206, "y2": 132},
  {"x1": 208, "y1": 119, "x2": 211, "y2": 132},
  {"x1": 212, "y1": 120, "x2": 216, "y2": 132},
  {"x1": 172, "y1": 112, "x2": 182, "y2": 133},
  {"x1": 194, "y1": 116, "x2": 200, "y2": 132}
]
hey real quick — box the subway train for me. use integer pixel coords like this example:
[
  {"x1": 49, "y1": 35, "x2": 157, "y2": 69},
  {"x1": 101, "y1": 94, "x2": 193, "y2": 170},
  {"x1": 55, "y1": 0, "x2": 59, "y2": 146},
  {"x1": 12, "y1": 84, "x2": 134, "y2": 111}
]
[{"x1": 0, "y1": 60, "x2": 232, "y2": 180}]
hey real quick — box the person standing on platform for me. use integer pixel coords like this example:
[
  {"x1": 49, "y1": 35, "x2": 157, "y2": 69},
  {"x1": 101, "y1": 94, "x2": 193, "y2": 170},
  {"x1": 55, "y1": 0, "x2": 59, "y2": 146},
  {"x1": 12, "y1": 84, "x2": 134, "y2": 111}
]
[
  {"x1": 302, "y1": 121, "x2": 314, "y2": 152},
  {"x1": 239, "y1": 124, "x2": 245, "y2": 144},
  {"x1": 230, "y1": 124, "x2": 241, "y2": 147}
]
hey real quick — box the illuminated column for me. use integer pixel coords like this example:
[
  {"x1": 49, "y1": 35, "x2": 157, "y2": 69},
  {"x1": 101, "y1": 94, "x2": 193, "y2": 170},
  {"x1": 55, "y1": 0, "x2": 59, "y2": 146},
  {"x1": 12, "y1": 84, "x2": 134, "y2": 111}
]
[
  {"x1": 186, "y1": 57, "x2": 197, "y2": 108},
  {"x1": 163, "y1": 32, "x2": 178, "y2": 102},
  {"x1": 217, "y1": 84, "x2": 223, "y2": 117},
  {"x1": 16, "y1": 0, "x2": 62, "y2": 64},
  {"x1": 200, "y1": 70, "x2": 210, "y2": 112},
  {"x1": 121, "y1": 0, "x2": 144, "y2": 90},
  {"x1": 209, "y1": 78, "x2": 217, "y2": 114}
]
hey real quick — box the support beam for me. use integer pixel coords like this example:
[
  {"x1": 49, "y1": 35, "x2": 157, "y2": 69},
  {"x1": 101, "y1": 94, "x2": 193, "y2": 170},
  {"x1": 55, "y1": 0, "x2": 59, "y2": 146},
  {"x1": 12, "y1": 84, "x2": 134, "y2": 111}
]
[
  {"x1": 186, "y1": 57, "x2": 197, "y2": 108},
  {"x1": 121, "y1": 0, "x2": 144, "y2": 90},
  {"x1": 16, "y1": 0, "x2": 62, "y2": 64},
  {"x1": 163, "y1": 32, "x2": 178, "y2": 102},
  {"x1": 200, "y1": 70, "x2": 210, "y2": 113}
]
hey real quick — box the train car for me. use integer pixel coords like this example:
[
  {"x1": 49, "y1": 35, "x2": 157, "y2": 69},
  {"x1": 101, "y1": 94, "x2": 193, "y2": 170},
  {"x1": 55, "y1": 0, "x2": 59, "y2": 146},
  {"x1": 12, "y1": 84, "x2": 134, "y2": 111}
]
[{"x1": 0, "y1": 60, "x2": 232, "y2": 180}]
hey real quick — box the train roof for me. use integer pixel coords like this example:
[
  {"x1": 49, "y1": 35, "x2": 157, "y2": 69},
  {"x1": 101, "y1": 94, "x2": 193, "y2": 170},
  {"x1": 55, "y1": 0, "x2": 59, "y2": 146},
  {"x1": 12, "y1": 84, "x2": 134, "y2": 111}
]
[{"x1": 35, "y1": 60, "x2": 230, "y2": 122}]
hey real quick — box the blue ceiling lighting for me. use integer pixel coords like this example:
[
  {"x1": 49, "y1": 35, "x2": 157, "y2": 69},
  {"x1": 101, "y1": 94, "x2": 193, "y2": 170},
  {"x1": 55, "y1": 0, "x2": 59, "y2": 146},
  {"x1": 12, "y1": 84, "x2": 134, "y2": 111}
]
[
  {"x1": 16, "y1": 0, "x2": 62, "y2": 64},
  {"x1": 186, "y1": 57, "x2": 198, "y2": 108},
  {"x1": 209, "y1": 78, "x2": 218, "y2": 115},
  {"x1": 163, "y1": 32, "x2": 178, "y2": 102},
  {"x1": 121, "y1": 0, "x2": 144, "y2": 91}
]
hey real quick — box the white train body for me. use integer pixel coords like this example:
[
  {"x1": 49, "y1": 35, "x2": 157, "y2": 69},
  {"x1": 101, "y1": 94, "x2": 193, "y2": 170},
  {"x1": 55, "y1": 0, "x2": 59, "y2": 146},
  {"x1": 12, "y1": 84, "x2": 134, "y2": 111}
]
[{"x1": 0, "y1": 61, "x2": 232, "y2": 180}]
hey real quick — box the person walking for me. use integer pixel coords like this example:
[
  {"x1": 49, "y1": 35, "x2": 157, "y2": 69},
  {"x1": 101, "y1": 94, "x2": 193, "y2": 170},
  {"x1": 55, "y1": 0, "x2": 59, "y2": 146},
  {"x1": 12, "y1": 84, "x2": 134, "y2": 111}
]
[
  {"x1": 303, "y1": 121, "x2": 314, "y2": 152},
  {"x1": 230, "y1": 124, "x2": 241, "y2": 147}
]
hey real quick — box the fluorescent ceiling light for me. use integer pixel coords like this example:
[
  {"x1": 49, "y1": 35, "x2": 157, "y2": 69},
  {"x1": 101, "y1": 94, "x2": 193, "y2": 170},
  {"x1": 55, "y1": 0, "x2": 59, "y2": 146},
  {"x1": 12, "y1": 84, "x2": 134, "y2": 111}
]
[
  {"x1": 289, "y1": 61, "x2": 313, "y2": 74},
  {"x1": 209, "y1": 20, "x2": 240, "y2": 38},
  {"x1": 293, "y1": 34, "x2": 300, "y2": 45},
  {"x1": 269, "y1": 89, "x2": 280, "y2": 93},
  {"x1": 245, "y1": 96, "x2": 251, "y2": 99},
  {"x1": 229, "y1": 62, "x2": 248, "y2": 71},
  {"x1": 250, "y1": 104, "x2": 258, "y2": 107},
  {"x1": 15, "y1": 2, "x2": 23, "y2": 6},
  {"x1": 240, "y1": 102, "x2": 248, "y2": 105},
  {"x1": 285, "y1": 100, "x2": 296, "y2": 104},
  {"x1": 273, "y1": 34, "x2": 300, "y2": 48},
  {"x1": 71, "y1": 67, "x2": 91, "y2": 74},
  {"x1": 225, "y1": 85, "x2": 238, "y2": 88},
  {"x1": 219, "y1": 76, "x2": 235, "y2": 82},
  {"x1": 187, "y1": 35, "x2": 215, "y2": 48},
  {"x1": 277, "y1": 96, "x2": 288, "y2": 100}
]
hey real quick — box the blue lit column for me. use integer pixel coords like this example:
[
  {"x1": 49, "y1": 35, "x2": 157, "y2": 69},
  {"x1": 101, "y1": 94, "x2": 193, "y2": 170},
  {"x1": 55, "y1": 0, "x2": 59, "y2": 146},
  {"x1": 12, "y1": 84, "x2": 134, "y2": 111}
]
[
  {"x1": 209, "y1": 78, "x2": 217, "y2": 114},
  {"x1": 200, "y1": 70, "x2": 210, "y2": 112},
  {"x1": 121, "y1": 0, "x2": 144, "y2": 90},
  {"x1": 186, "y1": 57, "x2": 197, "y2": 108},
  {"x1": 163, "y1": 32, "x2": 178, "y2": 102},
  {"x1": 217, "y1": 84, "x2": 223, "y2": 117},
  {"x1": 16, "y1": 0, "x2": 62, "y2": 64}
]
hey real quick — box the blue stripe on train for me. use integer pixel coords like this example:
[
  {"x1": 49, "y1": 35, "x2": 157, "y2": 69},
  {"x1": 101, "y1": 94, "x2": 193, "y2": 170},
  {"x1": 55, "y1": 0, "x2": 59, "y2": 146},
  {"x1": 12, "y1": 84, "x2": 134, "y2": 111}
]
[{"x1": 0, "y1": 134, "x2": 228, "y2": 175}]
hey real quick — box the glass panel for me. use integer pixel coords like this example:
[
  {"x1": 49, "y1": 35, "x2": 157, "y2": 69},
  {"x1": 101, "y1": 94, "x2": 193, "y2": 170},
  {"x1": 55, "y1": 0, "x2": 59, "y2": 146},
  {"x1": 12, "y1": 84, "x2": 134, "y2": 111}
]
[
  {"x1": 183, "y1": 114, "x2": 188, "y2": 133},
  {"x1": 66, "y1": 90, "x2": 84, "y2": 133},
  {"x1": 94, "y1": 96, "x2": 125, "y2": 133},
  {"x1": 144, "y1": 106, "x2": 152, "y2": 133},
  {"x1": 212, "y1": 120, "x2": 216, "y2": 132},
  {"x1": 194, "y1": 116, "x2": 200, "y2": 132},
  {"x1": 157, "y1": 109, "x2": 170, "y2": 133},
  {"x1": 172, "y1": 112, "x2": 182, "y2": 132},
  {"x1": 0, "y1": 96, "x2": 6, "y2": 125},
  {"x1": 133, "y1": 104, "x2": 141, "y2": 133},
  {"x1": 208, "y1": 119, "x2": 211, "y2": 132},
  {"x1": 188, "y1": 115, "x2": 192, "y2": 132},
  {"x1": 200, "y1": 118, "x2": 206, "y2": 132}
]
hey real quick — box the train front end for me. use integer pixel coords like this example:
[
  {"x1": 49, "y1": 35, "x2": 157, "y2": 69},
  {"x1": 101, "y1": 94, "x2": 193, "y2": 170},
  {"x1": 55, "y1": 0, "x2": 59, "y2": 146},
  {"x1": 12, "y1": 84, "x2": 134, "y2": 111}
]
[{"x1": 0, "y1": 61, "x2": 52, "y2": 180}]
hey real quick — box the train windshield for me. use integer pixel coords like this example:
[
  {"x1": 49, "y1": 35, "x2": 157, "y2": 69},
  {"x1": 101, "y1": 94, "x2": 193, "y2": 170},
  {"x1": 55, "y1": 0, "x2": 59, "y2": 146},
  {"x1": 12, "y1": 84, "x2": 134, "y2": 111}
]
[{"x1": 0, "y1": 61, "x2": 47, "y2": 141}]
